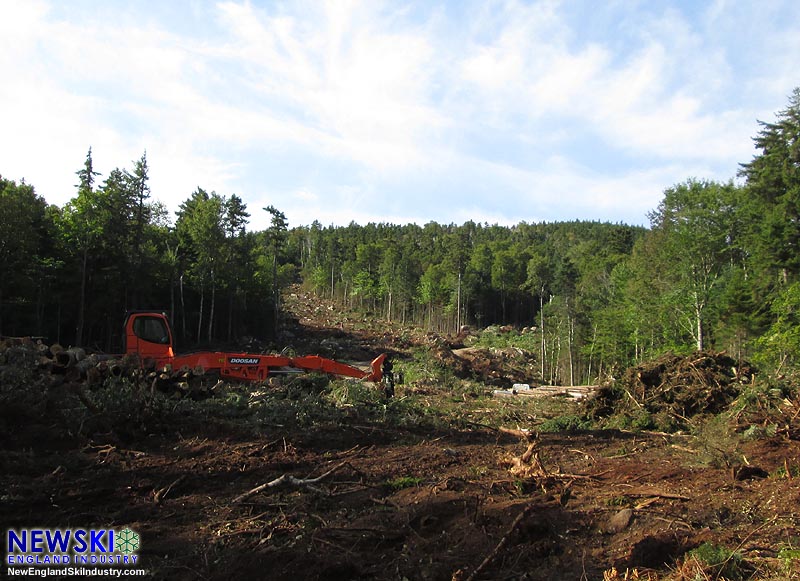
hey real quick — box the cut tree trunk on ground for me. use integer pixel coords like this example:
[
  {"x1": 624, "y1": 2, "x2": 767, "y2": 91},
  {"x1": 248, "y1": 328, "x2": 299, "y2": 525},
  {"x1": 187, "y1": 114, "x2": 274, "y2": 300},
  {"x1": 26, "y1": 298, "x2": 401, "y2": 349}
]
[{"x1": 493, "y1": 385, "x2": 599, "y2": 400}]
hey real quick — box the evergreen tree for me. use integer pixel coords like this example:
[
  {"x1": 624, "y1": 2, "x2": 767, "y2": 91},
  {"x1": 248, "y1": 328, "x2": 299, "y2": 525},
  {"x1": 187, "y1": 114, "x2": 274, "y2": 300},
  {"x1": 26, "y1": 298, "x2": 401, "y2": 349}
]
[
  {"x1": 739, "y1": 87, "x2": 800, "y2": 281},
  {"x1": 62, "y1": 150, "x2": 105, "y2": 345},
  {"x1": 0, "y1": 177, "x2": 49, "y2": 335},
  {"x1": 264, "y1": 205, "x2": 288, "y2": 335}
]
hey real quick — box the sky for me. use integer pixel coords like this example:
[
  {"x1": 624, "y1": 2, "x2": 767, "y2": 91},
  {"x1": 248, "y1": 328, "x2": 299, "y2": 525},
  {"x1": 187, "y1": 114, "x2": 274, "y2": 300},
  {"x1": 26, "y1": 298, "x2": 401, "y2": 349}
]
[{"x1": 1, "y1": 0, "x2": 798, "y2": 231}]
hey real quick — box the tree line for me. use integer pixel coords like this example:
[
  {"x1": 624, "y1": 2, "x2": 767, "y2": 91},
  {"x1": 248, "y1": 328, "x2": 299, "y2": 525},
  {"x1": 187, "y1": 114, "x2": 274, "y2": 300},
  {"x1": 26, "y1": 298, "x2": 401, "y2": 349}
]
[
  {"x1": 1, "y1": 88, "x2": 799, "y2": 383},
  {"x1": 0, "y1": 149, "x2": 287, "y2": 352}
]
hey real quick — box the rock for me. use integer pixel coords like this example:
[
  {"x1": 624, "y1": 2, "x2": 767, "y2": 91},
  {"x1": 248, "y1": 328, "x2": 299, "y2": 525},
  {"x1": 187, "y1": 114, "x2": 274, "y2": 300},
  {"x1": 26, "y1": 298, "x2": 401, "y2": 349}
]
[{"x1": 607, "y1": 508, "x2": 633, "y2": 533}]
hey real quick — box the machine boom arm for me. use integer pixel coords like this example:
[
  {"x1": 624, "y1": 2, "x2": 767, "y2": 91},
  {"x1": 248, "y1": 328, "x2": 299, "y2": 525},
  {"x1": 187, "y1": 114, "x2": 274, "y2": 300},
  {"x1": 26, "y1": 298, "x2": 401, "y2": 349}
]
[{"x1": 123, "y1": 312, "x2": 385, "y2": 383}]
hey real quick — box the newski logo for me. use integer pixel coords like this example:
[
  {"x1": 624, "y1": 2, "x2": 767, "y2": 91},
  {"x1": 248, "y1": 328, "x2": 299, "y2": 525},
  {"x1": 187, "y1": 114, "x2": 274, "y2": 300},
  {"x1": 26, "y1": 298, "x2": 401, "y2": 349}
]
[
  {"x1": 229, "y1": 357, "x2": 259, "y2": 365},
  {"x1": 6, "y1": 527, "x2": 140, "y2": 566}
]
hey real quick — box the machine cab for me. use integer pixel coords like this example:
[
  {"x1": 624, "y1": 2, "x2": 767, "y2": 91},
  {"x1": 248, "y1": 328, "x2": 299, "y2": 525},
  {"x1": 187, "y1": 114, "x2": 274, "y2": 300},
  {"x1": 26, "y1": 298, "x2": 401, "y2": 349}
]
[{"x1": 124, "y1": 312, "x2": 174, "y2": 360}]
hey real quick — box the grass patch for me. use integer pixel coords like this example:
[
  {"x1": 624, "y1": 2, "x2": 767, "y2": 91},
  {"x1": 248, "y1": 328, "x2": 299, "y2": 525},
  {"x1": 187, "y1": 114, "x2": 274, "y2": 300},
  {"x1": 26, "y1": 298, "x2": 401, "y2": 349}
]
[
  {"x1": 385, "y1": 476, "x2": 423, "y2": 491},
  {"x1": 686, "y1": 542, "x2": 745, "y2": 580}
]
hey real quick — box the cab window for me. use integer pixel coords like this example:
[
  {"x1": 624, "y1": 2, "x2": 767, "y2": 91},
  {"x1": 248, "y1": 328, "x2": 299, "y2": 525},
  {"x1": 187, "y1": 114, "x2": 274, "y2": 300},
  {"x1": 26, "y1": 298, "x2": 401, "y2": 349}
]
[{"x1": 133, "y1": 316, "x2": 170, "y2": 344}]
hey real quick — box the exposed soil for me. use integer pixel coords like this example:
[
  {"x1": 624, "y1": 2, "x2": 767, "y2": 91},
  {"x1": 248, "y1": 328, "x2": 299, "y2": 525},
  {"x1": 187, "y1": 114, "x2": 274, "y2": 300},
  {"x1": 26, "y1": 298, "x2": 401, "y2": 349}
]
[{"x1": 3, "y1": 288, "x2": 800, "y2": 580}]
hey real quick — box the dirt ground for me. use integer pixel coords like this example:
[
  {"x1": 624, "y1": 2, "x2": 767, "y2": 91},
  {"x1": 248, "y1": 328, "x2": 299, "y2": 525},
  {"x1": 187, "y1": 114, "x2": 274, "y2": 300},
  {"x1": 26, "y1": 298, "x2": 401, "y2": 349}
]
[{"x1": 3, "y1": 290, "x2": 800, "y2": 580}]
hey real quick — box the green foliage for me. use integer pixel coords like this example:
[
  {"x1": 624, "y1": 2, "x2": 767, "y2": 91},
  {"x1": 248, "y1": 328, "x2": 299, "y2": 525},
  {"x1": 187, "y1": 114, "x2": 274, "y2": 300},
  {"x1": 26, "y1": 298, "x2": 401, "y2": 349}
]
[
  {"x1": 538, "y1": 414, "x2": 593, "y2": 433},
  {"x1": 403, "y1": 348, "x2": 458, "y2": 390},
  {"x1": 739, "y1": 87, "x2": 800, "y2": 278},
  {"x1": 756, "y1": 281, "x2": 800, "y2": 368},
  {"x1": 606, "y1": 495, "x2": 633, "y2": 507},
  {"x1": 384, "y1": 476, "x2": 423, "y2": 491},
  {"x1": 469, "y1": 327, "x2": 540, "y2": 351},
  {"x1": 771, "y1": 463, "x2": 800, "y2": 479},
  {"x1": 692, "y1": 415, "x2": 742, "y2": 468},
  {"x1": 778, "y1": 547, "x2": 800, "y2": 564},
  {"x1": 601, "y1": 410, "x2": 657, "y2": 432},
  {"x1": 0, "y1": 177, "x2": 51, "y2": 335},
  {"x1": 646, "y1": 178, "x2": 741, "y2": 352},
  {"x1": 688, "y1": 542, "x2": 745, "y2": 580},
  {"x1": 0, "y1": 344, "x2": 49, "y2": 426},
  {"x1": 741, "y1": 423, "x2": 778, "y2": 440},
  {"x1": 731, "y1": 378, "x2": 796, "y2": 424},
  {"x1": 328, "y1": 379, "x2": 381, "y2": 407}
]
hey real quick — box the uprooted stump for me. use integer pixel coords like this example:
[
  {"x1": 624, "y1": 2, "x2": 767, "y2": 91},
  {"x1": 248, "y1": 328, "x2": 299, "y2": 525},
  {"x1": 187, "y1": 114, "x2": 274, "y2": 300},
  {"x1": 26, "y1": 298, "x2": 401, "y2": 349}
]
[{"x1": 585, "y1": 352, "x2": 755, "y2": 428}]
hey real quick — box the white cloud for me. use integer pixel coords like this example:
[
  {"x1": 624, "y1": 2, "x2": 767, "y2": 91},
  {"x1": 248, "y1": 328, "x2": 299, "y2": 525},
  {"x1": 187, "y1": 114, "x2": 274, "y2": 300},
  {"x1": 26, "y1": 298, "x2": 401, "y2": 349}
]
[
  {"x1": 294, "y1": 189, "x2": 319, "y2": 202},
  {"x1": 215, "y1": 0, "x2": 447, "y2": 171},
  {"x1": 0, "y1": 0, "x2": 797, "y2": 227}
]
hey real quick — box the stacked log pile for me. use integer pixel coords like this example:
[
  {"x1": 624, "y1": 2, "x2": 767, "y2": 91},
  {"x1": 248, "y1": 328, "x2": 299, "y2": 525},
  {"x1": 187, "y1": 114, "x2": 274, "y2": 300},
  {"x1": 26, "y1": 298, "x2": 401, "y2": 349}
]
[{"x1": 0, "y1": 336, "x2": 220, "y2": 405}]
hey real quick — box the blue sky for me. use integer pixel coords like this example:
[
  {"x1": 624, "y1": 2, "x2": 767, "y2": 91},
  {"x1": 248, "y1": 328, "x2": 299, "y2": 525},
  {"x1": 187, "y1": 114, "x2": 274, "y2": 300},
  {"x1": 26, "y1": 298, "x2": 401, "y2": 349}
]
[{"x1": 1, "y1": 0, "x2": 798, "y2": 231}]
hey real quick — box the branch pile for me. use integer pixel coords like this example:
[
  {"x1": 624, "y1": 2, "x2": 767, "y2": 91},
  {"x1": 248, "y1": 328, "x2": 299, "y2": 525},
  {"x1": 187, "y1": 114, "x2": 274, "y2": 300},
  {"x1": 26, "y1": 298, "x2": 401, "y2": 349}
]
[{"x1": 585, "y1": 351, "x2": 754, "y2": 424}]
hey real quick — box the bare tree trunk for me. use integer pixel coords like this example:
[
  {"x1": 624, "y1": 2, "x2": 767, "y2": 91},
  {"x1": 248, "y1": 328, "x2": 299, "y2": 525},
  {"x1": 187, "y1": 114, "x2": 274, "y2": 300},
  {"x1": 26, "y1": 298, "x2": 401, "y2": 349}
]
[
  {"x1": 76, "y1": 246, "x2": 88, "y2": 345},
  {"x1": 179, "y1": 274, "x2": 187, "y2": 342},
  {"x1": 228, "y1": 290, "x2": 234, "y2": 342},
  {"x1": 586, "y1": 324, "x2": 597, "y2": 384},
  {"x1": 553, "y1": 329, "x2": 561, "y2": 385},
  {"x1": 539, "y1": 291, "x2": 545, "y2": 381},
  {"x1": 169, "y1": 270, "x2": 175, "y2": 332},
  {"x1": 35, "y1": 273, "x2": 44, "y2": 336},
  {"x1": 456, "y1": 271, "x2": 462, "y2": 333},
  {"x1": 208, "y1": 269, "x2": 215, "y2": 343},
  {"x1": 197, "y1": 282, "x2": 204, "y2": 344},
  {"x1": 694, "y1": 291, "x2": 704, "y2": 351},
  {"x1": 696, "y1": 309, "x2": 704, "y2": 351},
  {"x1": 105, "y1": 314, "x2": 113, "y2": 352},
  {"x1": 272, "y1": 255, "x2": 279, "y2": 336},
  {"x1": 568, "y1": 311, "x2": 575, "y2": 386}
]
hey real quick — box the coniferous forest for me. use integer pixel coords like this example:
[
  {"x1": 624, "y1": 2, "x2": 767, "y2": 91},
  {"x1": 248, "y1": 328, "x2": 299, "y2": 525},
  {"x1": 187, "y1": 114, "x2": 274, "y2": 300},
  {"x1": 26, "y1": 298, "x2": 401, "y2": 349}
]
[{"x1": 2, "y1": 88, "x2": 800, "y2": 384}]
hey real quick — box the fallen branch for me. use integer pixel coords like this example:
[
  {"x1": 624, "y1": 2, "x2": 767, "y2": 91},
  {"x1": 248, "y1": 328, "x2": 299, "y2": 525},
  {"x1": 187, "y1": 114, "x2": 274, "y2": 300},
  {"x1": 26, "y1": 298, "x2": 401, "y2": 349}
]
[
  {"x1": 549, "y1": 472, "x2": 602, "y2": 480},
  {"x1": 154, "y1": 475, "x2": 186, "y2": 505},
  {"x1": 498, "y1": 426, "x2": 534, "y2": 439},
  {"x1": 569, "y1": 448, "x2": 597, "y2": 462},
  {"x1": 463, "y1": 504, "x2": 533, "y2": 581},
  {"x1": 232, "y1": 460, "x2": 350, "y2": 504},
  {"x1": 461, "y1": 421, "x2": 534, "y2": 440},
  {"x1": 646, "y1": 514, "x2": 694, "y2": 531},
  {"x1": 670, "y1": 444, "x2": 698, "y2": 454},
  {"x1": 719, "y1": 515, "x2": 778, "y2": 574},
  {"x1": 790, "y1": 398, "x2": 800, "y2": 423}
]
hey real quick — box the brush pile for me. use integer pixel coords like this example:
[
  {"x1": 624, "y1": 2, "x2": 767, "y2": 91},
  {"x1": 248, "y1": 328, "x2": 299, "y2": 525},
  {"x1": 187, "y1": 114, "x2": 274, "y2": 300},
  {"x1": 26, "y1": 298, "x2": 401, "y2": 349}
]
[{"x1": 586, "y1": 351, "x2": 755, "y2": 425}]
